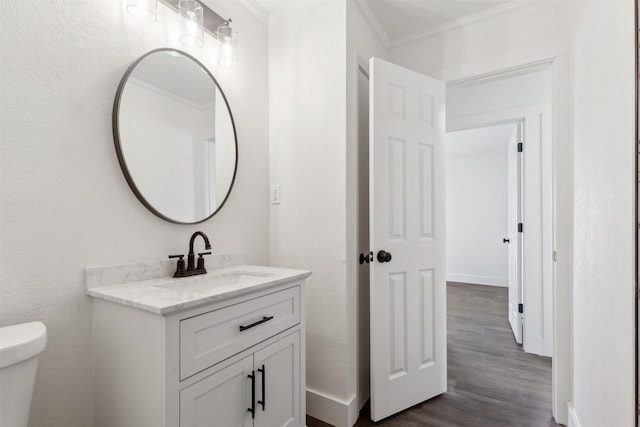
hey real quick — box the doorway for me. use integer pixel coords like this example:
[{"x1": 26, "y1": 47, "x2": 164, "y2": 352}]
[
  {"x1": 446, "y1": 122, "x2": 524, "y2": 344},
  {"x1": 356, "y1": 59, "x2": 557, "y2": 423},
  {"x1": 446, "y1": 64, "x2": 553, "y2": 357}
]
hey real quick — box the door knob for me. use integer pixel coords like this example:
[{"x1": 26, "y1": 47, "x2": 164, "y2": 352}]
[
  {"x1": 377, "y1": 250, "x2": 392, "y2": 263},
  {"x1": 503, "y1": 238, "x2": 510, "y2": 243}
]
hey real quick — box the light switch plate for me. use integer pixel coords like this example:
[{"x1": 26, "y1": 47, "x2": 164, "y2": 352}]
[{"x1": 271, "y1": 185, "x2": 281, "y2": 204}]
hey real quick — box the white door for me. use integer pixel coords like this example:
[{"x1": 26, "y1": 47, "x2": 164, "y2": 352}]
[
  {"x1": 180, "y1": 355, "x2": 253, "y2": 427},
  {"x1": 507, "y1": 123, "x2": 523, "y2": 344},
  {"x1": 369, "y1": 57, "x2": 447, "y2": 421},
  {"x1": 253, "y1": 332, "x2": 300, "y2": 427}
]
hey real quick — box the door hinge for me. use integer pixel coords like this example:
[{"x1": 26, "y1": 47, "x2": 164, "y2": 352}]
[
  {"x1": 517, "y1": 142, "x2": 523, "y2": 153},
  {"x1": 518, "y1": 303, "x2": 524, "y2": 314},
  {"x1": 518, "y1": 223, "x2": 523, "y2": 233}
]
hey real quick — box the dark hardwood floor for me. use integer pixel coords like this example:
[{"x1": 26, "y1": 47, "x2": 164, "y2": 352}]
[{"x1": 308, "y1": 282, "x2": 559, "y2": 427}]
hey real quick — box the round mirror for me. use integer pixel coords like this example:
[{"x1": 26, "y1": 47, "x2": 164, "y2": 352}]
[{"x1": 113, "y1": 48, "x2": 237, "y2": 224}]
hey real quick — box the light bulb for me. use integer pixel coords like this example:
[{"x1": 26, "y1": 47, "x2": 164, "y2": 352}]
[
  {"x1": 138, "y1": 0, "x2": 148, "y2": 18},
  {"x1": 178, "y1": 0, "x2": 203, "y2": 48},
  {"x1": 187, "y1": 19, "x2": 197, "y2": 36},
  {"x1": 216, "y1": 20, "x2": 237, "y2": 67},
  {"x1": 223, "y1": 43, "x2": 233, "y2": 57}
]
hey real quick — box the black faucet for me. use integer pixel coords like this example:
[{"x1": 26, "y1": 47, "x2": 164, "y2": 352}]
[{"x1": 169, "y1": 231, "x2": 212, "y2": 278}]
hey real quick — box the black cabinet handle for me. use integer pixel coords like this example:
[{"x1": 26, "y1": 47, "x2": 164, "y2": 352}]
[
  {"x1": 239, "y1": 316, "x2": 274, "y2": 332},
  {"x1": 247, "y1": 370, "x2": 255, "y2": 418},
  {"x1": 257, "y1": 364, "x2": 266, "y2": 410},
  {"x1": 503, "y1": 238, "x2": 510, "y2": 243},
  {"x1": 377, "y1": 250, "x2": 392, "y2": 263}
]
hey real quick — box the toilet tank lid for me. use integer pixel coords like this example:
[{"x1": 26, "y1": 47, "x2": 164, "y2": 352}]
[{"x1": 0, "y1": 322, "x2": 47, "y2": 368}]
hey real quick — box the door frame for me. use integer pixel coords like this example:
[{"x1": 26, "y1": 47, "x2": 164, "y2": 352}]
[
  {"x1": 445, "y1": 58, "x2": 570, "y2": 425},
  {"x1": 448, "y1": 102, "x2": 552, "y2": 358},
  {"x1": 353, "y1": 56, "x2": 571, "y2": 425},
  {"x1": 352, "y1": 56, "x2": 571, "y2": 426}
]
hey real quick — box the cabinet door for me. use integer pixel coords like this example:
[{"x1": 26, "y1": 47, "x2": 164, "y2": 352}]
[
  {"x1": 253, "y1": 331, "x2": 301, "y2": 427},
  {"x1": 180, "y1": 355, "x2": 254, "y2": 427}
]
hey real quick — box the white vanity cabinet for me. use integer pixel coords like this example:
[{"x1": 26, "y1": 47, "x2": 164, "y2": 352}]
[
  {"x1": 90, "y1": 269, "x2": 307, "y2": 427},
  {"x1": 180, "y1": 330, "x2": 300, "y2": 427}
]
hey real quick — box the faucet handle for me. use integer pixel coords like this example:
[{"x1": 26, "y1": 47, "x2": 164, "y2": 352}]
[
  {"x1": 169, "y1": 254, "x2": 185, "y2": 276},
  {"x1": 196, "y1": 252, "x2": 211, "y2": 271}
]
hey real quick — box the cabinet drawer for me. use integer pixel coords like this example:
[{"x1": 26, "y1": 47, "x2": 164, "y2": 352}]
[{"x1": 180, "y1": 286, "x2": 299, "y2": 380}]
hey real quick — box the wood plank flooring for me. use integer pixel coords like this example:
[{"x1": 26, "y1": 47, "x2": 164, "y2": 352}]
[{"x1": 308, "y1": 282, "x2": 558, "y2": 427}]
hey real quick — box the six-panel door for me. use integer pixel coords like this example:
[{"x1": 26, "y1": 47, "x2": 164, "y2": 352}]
[{"x1": 369, "y1": 57, "x2": 447, "y2": 421}]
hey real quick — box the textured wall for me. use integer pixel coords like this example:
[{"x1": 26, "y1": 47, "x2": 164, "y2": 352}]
[
  {"x1": 269, "y1": 3, "x2": 391, "y2": 425},
  {"x1": 0, "y1": 1, "x2": 269, "y2": 426},
  {"x1": 268, "y1": 0, "x2": 349, "y2": 404},
  {"x1": 571, "y1": 1, "x2": 636, "y2": 425}
]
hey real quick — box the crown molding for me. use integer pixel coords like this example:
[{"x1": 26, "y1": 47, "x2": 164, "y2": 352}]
[
  {"x1": 236, "y1": 0, "x2": 270, "y2": 24},
  {"x1": 389, "y1": 0, "x2": 538, "y2": 49},
  {"x1": 446, "y1": 58, "x2": 552, "y2": 88}
]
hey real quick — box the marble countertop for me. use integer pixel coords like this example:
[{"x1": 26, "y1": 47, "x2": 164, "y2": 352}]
[{"x1": 87, "y1": 264, "x2": 311, "y2": 315}]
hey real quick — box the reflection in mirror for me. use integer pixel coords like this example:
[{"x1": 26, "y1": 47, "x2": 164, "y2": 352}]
[{"x1": 113, "y1": 48, "x2": 237, "y2": 224}]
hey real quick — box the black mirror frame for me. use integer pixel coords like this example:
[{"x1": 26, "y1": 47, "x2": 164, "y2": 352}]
[{"x1": 112, "y1": 48, "x2": 238, "y2": 224}]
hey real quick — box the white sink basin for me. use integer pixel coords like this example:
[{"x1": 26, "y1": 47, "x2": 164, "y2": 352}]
[{"x1": 155, "y1": 271, "x2": 274, "y2": 293}]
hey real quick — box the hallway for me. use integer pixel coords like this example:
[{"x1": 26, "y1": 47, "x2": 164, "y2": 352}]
[{"x1": 309, "y1": 282, "x2": 557, "y2": 427}]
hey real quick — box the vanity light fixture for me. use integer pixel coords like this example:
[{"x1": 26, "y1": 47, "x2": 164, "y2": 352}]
[
  {"x1": 178, "y1": 0, "x2": 204, "y2": 48},
  {"x1": 126, "y1": 0, "x2": 158, "y2": 22},
  {"x1": 216, "y1": 19, "x2": 237, "y2": 67},
  {"x1": 126, "y1": 0, "x2": 232, "y2": 54}
]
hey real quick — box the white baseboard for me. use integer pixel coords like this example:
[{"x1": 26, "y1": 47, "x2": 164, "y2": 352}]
[
  {"x1": 567, "y1": 403, "x2": 582, "y2": 427},
  {"x1": 306, "y1": 388, "x2": 359, "y2": 427},
  {"x1": 446, "y1": 273, "x2": 508, "y2": 287}
]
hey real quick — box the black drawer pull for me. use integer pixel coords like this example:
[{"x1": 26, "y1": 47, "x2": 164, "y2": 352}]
[
  {"x1": 239, "y1": 316, "x2": 274, "y2": 332},
  {"x1": 247, "y1": 370, "x2": 255, "y2": 418},
  {"x1": 257, "y1": 364, "x2": 266, "y2": 410}
]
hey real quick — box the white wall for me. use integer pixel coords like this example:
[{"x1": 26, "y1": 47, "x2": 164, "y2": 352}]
[
  {"x1": 0, "y1": 1, "x2": 269, "y2": 425},
  {"x1": 269, "y1": 0, "x2": 389, "y2": 425},
  {"x1": 446, "y1": 125, "x2": 513, "y2": 286},
  {"x1": 570, "y1": 1, "x2": 636, "y2": 425},
  {"x1": 446, "y1": 67, "x2": 552, "y2": 119},
  {"x1": 268, "y1": 0, "x2": 350, "y2": 422}
]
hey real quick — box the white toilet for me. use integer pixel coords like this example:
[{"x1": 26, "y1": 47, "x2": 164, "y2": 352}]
[{"x1": 0, "y1": 322, "x2": 47, "y2": 427}]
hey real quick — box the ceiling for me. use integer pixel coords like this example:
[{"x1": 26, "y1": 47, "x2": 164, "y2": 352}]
[{"x1": 251, "y1": 0, "x2": 514, "y2": 47}]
